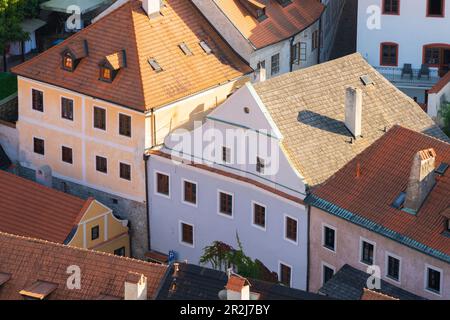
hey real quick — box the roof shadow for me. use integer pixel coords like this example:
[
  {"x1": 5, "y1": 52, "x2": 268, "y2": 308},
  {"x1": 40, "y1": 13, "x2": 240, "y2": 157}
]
[{"x1": 297, "y1": 110, "x2": 352, "y2": 137}]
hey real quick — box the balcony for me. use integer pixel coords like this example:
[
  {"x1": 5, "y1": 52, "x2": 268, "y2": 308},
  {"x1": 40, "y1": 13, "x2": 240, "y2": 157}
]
[{"x1": 374, "y1": 66, "x2": 441, "y2": 89}]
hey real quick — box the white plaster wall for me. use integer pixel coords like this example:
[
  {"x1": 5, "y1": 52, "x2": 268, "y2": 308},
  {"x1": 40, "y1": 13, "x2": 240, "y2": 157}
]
[
  {"x1": 357, "y1": 0, "x2": 450, "y2": 68},
  {"x1": 428, "y1": 81, "x2": 450, "y2": 119},
  {"x1": 0, "y1": 123, "x2": 19, "y2": 162},
  {"x1": 148, "y1": 155, "x2": 309, "y2": 290}
]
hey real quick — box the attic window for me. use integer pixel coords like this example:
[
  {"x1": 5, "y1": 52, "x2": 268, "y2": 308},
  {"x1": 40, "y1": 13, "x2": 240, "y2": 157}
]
[
  {"x1": 360, "y1": 75, "x2": 373, "y2": 86},
  {"x1": 100, "y1": 66, "x2": 114, "y2": 82},
  {"x1": 20, "y1": 281, "x2": 58, "y2": 300},
  {"x1": 239, "y1": 0, "x2": 267, "y2": 21},
  {"x1": 179, "y1": 42, "x2": 193, "y2": 56},
  {"x1": 199, "y1": 41, "x2": 212, "y2": 55},
  {"x1": 435, "y1": 163, "x2": 449, "y2": 175},
  {"x1": 0, "y1": 273, "x2": 11, "y2": 287},
  {"x1": 277, "y1": 0, "x2": 292, "y2": 7},
  {"x1": 148, "y1": 58, "x2": 163, "y2": 72},
  {"x1": 62, "y1": 52, "x2": 77, "y2": 72}
]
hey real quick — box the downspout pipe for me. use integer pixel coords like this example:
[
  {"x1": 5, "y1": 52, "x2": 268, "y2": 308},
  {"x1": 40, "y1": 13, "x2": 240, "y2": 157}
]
[
  {"x1": 289, "y1": 36, "x2": 295, "y2": 72},
  {"x1": 144, "y1": 108, "x2": 156, "y2": 252}
]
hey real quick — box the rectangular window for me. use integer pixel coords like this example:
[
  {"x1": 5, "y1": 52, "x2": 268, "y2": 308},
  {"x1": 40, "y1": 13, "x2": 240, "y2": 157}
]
[
  {"x1": 62, "y1": 146, "x2": 73, "y2": 164},
  {"x1": 280, "y1": 263, "x2": 291, "y2": 287},
  {"x1": 183, "y1": 180, "x2": 197, "y2": 205},
  {"x1": 271, "y1": 53, "x2": 280, "y2": 76},
  {"x1": 312, "y1": 30, "x2": 320, "y2": 50},
  {"x1": 383, "y1": 0, "x2": 399, "y2": 14},
  {"x1": 381, "y1": 43, "x2": 398, "y2": 66},
  {"x1": 120, "y1": 163, "x2": 131, "y2": 181},
  {"x1": 285, "y1": 216, "x2": 298, "y2": 243},
  {"x1": 119, "y1": 114, "x2": 131, "y2": 137},
  {"x1": 219, "y1": 192, "x2": 233, "y2": 216},
  {"x1": 61, "y1": 97, "x2": 74, "y2": 121},
  {"x1": 181, "y1": 223, "x2": 194, "y2": 246},
  {"x1": 425, "y1": 47, "x2": 440, "y2": 65},
  {"x1": 256, "y1": 157, "x2": 265, "y2": 174},
  {"x1": 114, "y1": 247, "x2": 126, "y2": 257},
  {"x1": 96, "y1": 156, "x2": 107, "y2": 174},
  {"x1": 253, "y1": 203, "x2": 266, "y2": 229},
  {"x1": 426, "y1": 266, "x2": 441, "y2": 294},
  {"x1": 156, "y1": 172, "x2": 170, "y2": 196},
  {"x1": 299, "y1": 42, "x2": 307, "y2": 61},
  {"x1": 94, "y1": 107, "x2": 106, "y2": 130},
  {"x1": 222, "y1": 146, "x2": 231, "y2": 163},
  {"x1": 323, "y1": 226, "x2": 336, "y2": 251},
  {"x1": 361, "y1": 240, "x2": 375, "y2": 265},
  {"x1": 387, "y1": 255, "x2": 400, "y2": 281},
  {"x1": 33, "y1": 138, "x2": 45, "y2": 155},
  {"x1": 427, "y1": 0, "x2": 444, "y2": 16},
  {"x1": 32, "y1": 89, "x2": 44, "y2": 112},
  {"x1": 323, "y1": 265, "x2": 335, "y2": 285},
  {"x1": 91, "y1": 226, "x2": 100, "y2": 240}
]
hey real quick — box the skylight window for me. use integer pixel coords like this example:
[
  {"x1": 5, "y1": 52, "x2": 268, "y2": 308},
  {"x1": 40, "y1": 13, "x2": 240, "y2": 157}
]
[
  {"x1": 360, "y1": 75, "x2": 373, "y2": 86},
  {"x1": 199, "y1": 41, "x2": 212, "y2": 55},
  {"x1": 179, "y1": 42, "x2": 193, "y2": 56},
  {"x1": 435, "y1": 163, "x2": 449, "y2": 175},
  {"x1": 148, "y1": 58, "x2": 163, "y2": 72},
  {"x1": 392, "y1": 192, "x2": 406, "y2": 209}
]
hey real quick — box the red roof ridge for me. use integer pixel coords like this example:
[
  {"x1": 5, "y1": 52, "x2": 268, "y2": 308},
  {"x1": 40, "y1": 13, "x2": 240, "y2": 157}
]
[
  {"x1": 71, "y1": 197, "x2": 96, "y2": 227},
  {"x1": 0, "y1": 230, "x2": 165, "y2": 268},
  {"x1": 429, "y1": 71, "x2": 450, "y2": 94}
]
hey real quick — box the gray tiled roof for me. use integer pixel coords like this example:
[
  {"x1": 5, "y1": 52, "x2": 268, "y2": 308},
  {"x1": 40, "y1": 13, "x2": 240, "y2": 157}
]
[
  {"x1": 319, "y1": 264, "x2": 424, "y2": 300},
  {"x1": 253, "y1": 53, "x2": 449, "y2": 187},
  {"x1": 157, "y1": 263, "x2": 329, "y2": 300}
]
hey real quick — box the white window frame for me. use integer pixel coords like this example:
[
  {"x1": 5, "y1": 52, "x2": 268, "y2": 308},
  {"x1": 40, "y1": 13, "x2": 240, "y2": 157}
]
[
  {"x1": 93, "y1": 105, "x2": 108, "y2": 132},
  {"x1": 321, "y1": 261, "x2": 336, "y2": 286},
  {"x1": 118, "y1": 160, "x2": 132, "y2": 182},
  {"x1": 384, "y1": 251, "x2": 402, "y2": 284},
  {"x1": 181, "y1": 179, "x2": 198, "y2": 207},
  {"x1": 278, "y1": 261, "x2": 293, "y2": 287},
  {"x1": 154, "y1": 170, "x2": 171, "y2": 199},
  {"x1": 251, "y1": 201, "x2": 267, "y2": 231},
  {"x1": 256, "y1": 156, "x2": 266, "y2": 174},
  {"x1": 30, "y1": 87, "x2": 44, "y2": 113},
  {"x1": 94, "y1": 154, "x2": 108, "y2": 176},
  {"x1": 284, "y1": 214, "x2": 298, "y2": 245},
  {"x1": 60, "y1": 94, "x2": 75, "y2": 122},
  {"x1": 424, "y1": 264, "x2": 443, "y2": 297},
  {"x1": 359, "y1": 237, "x2": 376, "y2": 266},
  {"x1": 217, "y1": 189, "x2": 234, "y2": 219},
  {"x1": 321, "y1": 223, "x2": 337, "y2": 253},
  {"x1": 221, "y1": 146, "x2": 232, "y2": 164},
  {"x1": 179, "y1": 220, "x2": 195, "y2": 248}
]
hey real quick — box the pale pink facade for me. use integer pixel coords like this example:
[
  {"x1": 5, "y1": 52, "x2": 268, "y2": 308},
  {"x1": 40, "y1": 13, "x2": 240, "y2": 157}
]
[{"x1": 309, "y1": 207, "x2": 450, "y2": 300}]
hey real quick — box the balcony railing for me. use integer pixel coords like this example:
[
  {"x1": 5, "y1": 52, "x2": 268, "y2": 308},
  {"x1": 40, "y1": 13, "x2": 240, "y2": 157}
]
[{"x1": 374, "y1": 66, "x2": 441, "y2": 88}]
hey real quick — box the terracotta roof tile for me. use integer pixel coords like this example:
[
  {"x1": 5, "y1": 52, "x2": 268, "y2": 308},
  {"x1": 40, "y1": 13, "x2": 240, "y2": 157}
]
[
  {"x1": 361, "y1": 288, "x2": 398, "y2": 301},
  {"x1": 253, "y1": 53, "x2": 449, "y2": 187},
  {"x1": 225, "y1": 275, "x2": 249, "y2": 292},
  {"x1": 309, "y1": 125, "x2": 450, "y2": 260},
  {"x1": 429, "y1": 71, "x2": 450, "y2": 94},
  {"x1": 0, "y1": 232, "x2": 168, "y2": 300},
  {"x1": 0, "y1": 170, "x2": 90, "y2": 243},
  {"x1": 214, "y1": 0, "x2": 325, "y2": 49},
  {"x1": 12, "y1": 0, "x2": 252, "y2": 112}
]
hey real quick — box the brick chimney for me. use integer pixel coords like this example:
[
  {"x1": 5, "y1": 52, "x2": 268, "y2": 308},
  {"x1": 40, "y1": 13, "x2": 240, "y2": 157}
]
[
  {"x1": 225, "y1": 274, "x2": 250, "y2": 300},
  {"x1": 404, "y1": 148, "x2": 436, "y2": 213},
  {"x1": 124, "y1": 272, "x2": 147, "y2": 300},
  {"x1": 142, "y1": 0, "x2": 161, "y2": 19},
  {"x1": 345, "y1": 87, "x2": 363, "y2": 138}
]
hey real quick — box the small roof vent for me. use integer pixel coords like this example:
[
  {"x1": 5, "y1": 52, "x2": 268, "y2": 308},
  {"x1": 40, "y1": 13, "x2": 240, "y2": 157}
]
[
  {"x1": 360, "y1": 75, "x2": 373, "y2": 86},
  {"x1": 148, "y1": 58, "x2": 163, "y2": 72},
  {"x1": 199, "y1": 41, "x2": 212, "y2": 55},
  {"x1": 179, "y1": 42, "x2": 193, "y2": 56}
]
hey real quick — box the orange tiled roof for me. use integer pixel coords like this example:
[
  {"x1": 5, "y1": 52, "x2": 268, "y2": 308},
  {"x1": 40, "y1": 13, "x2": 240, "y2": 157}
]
[
  {"x1": 0, "y1": 170, "x2": 91, "y2": 244},
  {"x1": 309, "y1": 125, "x2": 450, "y2": 259},
  {"x1": 214, "y1": 0, "x2": 325, "y2": 49},
  {"x1": 12, "y1": 0, "x2": 252, "y2": 112},
  {"x1": 0, "y1": 232, "x2": 168, "y2": 300},
  {"x1": 361, "y1": 289, "x2": 398, "y2": 301},
  {"x1": 429, "y1": 71, "x2": 450, "y2": 94}
]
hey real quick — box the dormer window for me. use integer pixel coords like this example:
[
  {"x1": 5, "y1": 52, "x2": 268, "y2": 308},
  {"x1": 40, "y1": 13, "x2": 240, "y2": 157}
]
[
  {"x1": 238, "y1": 0, "x2": 267, "y2": 21},
  {"x1": 100, "y1": 66, "x2": 113, "y2": 82},
  {"x1": 99, "y1": 50, "x2": 127, "y2": 83},
  {"x1": 63, "y1": 53, "x2": 74, "y2": 70}
]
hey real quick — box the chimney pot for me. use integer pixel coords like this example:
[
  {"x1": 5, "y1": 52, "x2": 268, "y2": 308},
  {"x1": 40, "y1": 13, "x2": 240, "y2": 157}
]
[
  {"x1": 225, "y1": 274, "x2": 250, "y2": 300},
  {"x1": 404, "y1": 148, "x2": 437, "y2": 212},
  {"x1": 124, "y1": 272, "x2": 147, "y2": 300},
  {"x1": 345, "y1": 87, "x2": 363, "y2": 138},
  {"x1": 142, "y1": 0, "x2": 161, "y2": 19}
]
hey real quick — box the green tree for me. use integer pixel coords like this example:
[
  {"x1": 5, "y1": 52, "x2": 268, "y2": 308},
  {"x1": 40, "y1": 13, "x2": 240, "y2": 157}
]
[
  {"x1": 439, "y1": 101, "x2": 450, "y2": 137},
  {"x1": 0, "y1": 0, "x2": 42, "y2": 71}
]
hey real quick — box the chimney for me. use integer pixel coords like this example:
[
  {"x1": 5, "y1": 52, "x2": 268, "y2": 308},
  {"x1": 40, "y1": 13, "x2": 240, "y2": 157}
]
[
  {"x1": 225, "y1": 274, "x2": 250, "y2": 300},
  {"x1": 124, "y1": 272, "x2": 147, "y2": 300},
  {"x1": 345, "y1": 87, "x2": 363, "y2": 138},
  {"x1": 255, "y1": 61, "x2": 266, "y2": 82},
  {"x1": 404, "y1": 148, "x2": 437, "y2": 213},
  {"x1": 142, "y1": 0, "x2": 161, "y2": 19}
]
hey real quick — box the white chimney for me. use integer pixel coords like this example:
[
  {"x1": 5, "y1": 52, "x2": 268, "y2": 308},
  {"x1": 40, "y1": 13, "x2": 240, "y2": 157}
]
[
  {"x1": 124, "y1": 272, "x2": 147, "y2": 300},
  {"x1": 345, "y1": 87, "x2": 363, "y2": 138},
  {"x1": 225, "y1": 275, "x2": 250, "y2": 300},
  {"x1": 255, "y1": 61, "x2": 266, "y2": 82},
  {"x1": 404, "y1": 148, "x2": 436, "y2": 213},
  {"x1": 142, "y1": 0, "x2": 161, "y2": 18}
]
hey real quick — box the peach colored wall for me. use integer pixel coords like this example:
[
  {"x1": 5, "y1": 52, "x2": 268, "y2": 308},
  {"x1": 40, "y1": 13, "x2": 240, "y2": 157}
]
[{"x1": 309, "y1": 207, "x2": 450, "y2": 300}]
